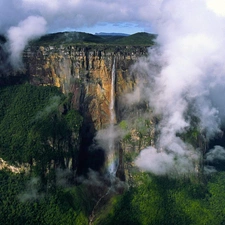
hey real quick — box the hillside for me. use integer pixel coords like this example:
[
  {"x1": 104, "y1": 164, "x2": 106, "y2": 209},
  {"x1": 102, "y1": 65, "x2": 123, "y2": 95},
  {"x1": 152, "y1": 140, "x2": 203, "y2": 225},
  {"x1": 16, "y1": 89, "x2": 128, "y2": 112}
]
[{"x1": 30, "y1": 31, "x2": 156, "y2": 46}]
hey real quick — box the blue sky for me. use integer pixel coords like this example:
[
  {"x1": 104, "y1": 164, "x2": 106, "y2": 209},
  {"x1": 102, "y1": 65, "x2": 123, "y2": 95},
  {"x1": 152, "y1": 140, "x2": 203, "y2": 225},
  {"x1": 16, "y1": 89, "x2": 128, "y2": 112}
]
[
  {"x1": 0, "y1": 0, "x2": 154, "y2": 35},
  {"x1": 69, "y1": 22, "x2": 147, "y2": 35},
  {"x1": 1, "y1": 0, "x2": 224, "y2": 36}
]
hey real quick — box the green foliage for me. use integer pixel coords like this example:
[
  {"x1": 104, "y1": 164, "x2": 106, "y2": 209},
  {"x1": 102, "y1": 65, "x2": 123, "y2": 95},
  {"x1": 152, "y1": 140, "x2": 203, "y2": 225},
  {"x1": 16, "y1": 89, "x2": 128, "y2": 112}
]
[
  {"x1": 119, "y1": 117, "x2": 153, "y2": 165},
  {"x1": 0, "y1": 84, "x2": 83, "y2": 176},
  {"x1": 0, "y1": 83, "x2": 90, "y2": 223},
  {"x1": 119, "y1": 120, "x2": 128, "y2": 130},
  {"x1": 95, "y1": 172, "x2": 225, "y2": 225},
  {"x1": 2, "y1": 153, "x2": 225, "y2": 225},
  {"x1": 207, "y1": 172, "x2": 225, "y2": 224},
  {"x1": 120, "y1": 118, "x2": 153, "y2": 145},
  {"x1": 30, "y1": 31, "x2": 155, "y2": 47},
  {"x1": 124, "y1": 151, "x2": 136, "y2": 163},
  {"x1": 0, "y1": 170, "x2": 89, "y2": 225},
  {"x1": 0, "y1": 84, "x2": 60, "y2": 162},
  {"x1": 180, "y1": 126, "x2": 202, "y2": 148},
  {"x1": 1, "y1": 84, "x2": 225, "y2": 225},
  {"x1": 30, "y1": 31, "x2": 104, "y2": 46},
  {"x1": 119, "y1": 120, "x2": 132, "y2": 143},
  {"x1": 65, "y1": 110, "x2": 83, "y2": 133},
  {"x1": 114, "y1": 32, "x2": 156, "y2": 46},
  {"x1": 134, "y1": 118, "x2": 151, "y2": 139}
]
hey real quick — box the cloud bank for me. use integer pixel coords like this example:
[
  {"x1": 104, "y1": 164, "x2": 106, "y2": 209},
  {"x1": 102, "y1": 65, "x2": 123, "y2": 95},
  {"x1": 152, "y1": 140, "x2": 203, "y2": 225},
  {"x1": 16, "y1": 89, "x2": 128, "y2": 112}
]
[{"x1": 134, "y1": 0, "x2": 225, "y2": 175}]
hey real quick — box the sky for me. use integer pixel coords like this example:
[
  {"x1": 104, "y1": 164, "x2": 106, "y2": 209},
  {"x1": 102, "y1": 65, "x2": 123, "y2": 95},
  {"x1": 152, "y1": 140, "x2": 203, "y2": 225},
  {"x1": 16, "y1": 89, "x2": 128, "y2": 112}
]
[
  {"x1": 69, "y1": 22, "x2": 146, "y2": 35},
  {"x1": 0, "y1": 0, "x2": 153, "y2": 35}
]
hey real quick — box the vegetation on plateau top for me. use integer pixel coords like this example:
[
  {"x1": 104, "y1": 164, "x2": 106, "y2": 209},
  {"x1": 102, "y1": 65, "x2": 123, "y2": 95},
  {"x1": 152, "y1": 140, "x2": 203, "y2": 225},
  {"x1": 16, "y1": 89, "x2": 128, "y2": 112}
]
[{"x1": 30, "y1": 31, "x2": 156, "y2": 46}]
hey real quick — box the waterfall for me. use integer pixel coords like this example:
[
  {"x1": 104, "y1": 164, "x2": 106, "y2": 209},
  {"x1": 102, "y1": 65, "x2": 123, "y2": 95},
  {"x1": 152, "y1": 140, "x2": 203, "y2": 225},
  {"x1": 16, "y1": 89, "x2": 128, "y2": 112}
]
[
  {"x1": 108, "y1": 57, "x2": 118, "y2": 175},
  {"x1": 110, "y1": 57, "x2": 116, "y2": 124}
]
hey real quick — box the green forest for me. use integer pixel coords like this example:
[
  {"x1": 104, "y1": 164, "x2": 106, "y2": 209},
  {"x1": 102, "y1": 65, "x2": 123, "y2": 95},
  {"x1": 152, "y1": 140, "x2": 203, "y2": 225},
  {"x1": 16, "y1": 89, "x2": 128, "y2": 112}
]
[
  {"x1": 31, "y1": 31, "x2": 156, "y2": 46},
  {"x1": 0, "y1": 83, "x2": 225, "y2": 225}
]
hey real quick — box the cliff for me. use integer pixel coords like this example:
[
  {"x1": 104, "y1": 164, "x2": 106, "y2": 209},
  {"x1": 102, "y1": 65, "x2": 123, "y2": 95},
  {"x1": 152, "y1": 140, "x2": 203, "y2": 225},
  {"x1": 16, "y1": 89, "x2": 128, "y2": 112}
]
[
  {"x1": 22, "y1": 43, "x2": 154, "y2": 178},
  {"x1": 23, "y1": 45, "x2": 148, "y2": 129}
]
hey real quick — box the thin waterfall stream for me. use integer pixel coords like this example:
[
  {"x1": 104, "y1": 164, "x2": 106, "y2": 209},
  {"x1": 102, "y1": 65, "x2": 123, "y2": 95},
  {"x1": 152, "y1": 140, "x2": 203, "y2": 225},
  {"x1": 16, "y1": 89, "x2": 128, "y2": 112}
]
[
  {"x1": 89, "y1": 58, "x2": 118, "y2": 225},
  {"x1": 108, "y1": 57, "x2": 118, "y2": 175}
]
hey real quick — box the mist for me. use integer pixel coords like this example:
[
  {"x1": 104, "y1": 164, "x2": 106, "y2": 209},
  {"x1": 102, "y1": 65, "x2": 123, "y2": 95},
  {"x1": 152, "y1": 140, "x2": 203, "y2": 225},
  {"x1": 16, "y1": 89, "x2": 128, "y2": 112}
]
[{"x1": 134, "y1": 0, "x2": 225, "y2": 175}]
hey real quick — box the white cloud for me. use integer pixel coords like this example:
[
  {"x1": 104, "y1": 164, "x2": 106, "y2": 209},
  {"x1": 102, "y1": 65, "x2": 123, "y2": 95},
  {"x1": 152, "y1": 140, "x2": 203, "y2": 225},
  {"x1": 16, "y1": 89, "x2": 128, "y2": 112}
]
[
  {"x1": 0, "y1": 0, "x2": 153, "y2": 34},
  {"x1": 207, "y1": 0, "x2": 225, "y2": 17},
  {"x1": 135, "y1": 146, "x2": 196, "y2": 176},
  {"x1": 6, "y1": 16, "x2": 47, "y2": 68},
  {"x1": 133, "y1": 0, "x2": 225, "y2": 175},
  {"x1": 206, "y1": 145, "x2": 225, "y2": 162}
]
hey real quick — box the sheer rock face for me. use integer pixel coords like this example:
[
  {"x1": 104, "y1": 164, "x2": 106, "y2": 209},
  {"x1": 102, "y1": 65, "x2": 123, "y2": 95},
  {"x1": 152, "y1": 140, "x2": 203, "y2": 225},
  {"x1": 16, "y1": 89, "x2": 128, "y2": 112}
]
[
  {"x1": 23, "y1": 45, "x2": 148, "y2": 130},
  {"x1": 0, "y1": 44, "x2": 152, "y2": 178}
]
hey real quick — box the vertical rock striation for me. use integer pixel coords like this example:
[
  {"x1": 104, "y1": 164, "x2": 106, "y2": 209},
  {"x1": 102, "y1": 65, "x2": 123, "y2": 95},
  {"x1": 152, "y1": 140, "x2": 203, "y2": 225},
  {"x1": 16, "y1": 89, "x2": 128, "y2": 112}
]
[{"x1": 23, "y1": 45, "x2": 148, "y2": 130}]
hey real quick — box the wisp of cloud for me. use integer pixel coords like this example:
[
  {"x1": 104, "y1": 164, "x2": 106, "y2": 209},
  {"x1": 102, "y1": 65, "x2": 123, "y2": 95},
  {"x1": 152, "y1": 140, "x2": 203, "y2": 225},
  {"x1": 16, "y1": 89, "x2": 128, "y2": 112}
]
[{"x1": 6, "y1": 16, "x2": 47, "y2": 68}]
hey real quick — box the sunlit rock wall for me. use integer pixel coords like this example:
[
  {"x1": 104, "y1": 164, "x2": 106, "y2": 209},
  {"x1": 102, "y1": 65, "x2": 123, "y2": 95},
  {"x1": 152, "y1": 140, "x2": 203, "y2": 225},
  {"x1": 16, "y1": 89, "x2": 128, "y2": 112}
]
[{"x1": 23, "y1": 45, "x2": 148, "y2": 130}]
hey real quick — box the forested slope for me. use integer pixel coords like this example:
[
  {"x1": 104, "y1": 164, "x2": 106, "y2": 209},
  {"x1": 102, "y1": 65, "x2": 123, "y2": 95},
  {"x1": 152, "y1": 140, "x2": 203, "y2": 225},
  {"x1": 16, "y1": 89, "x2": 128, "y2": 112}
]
[{"x1": 0, "y1": 84, "x2": 225, "y2": 225}]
